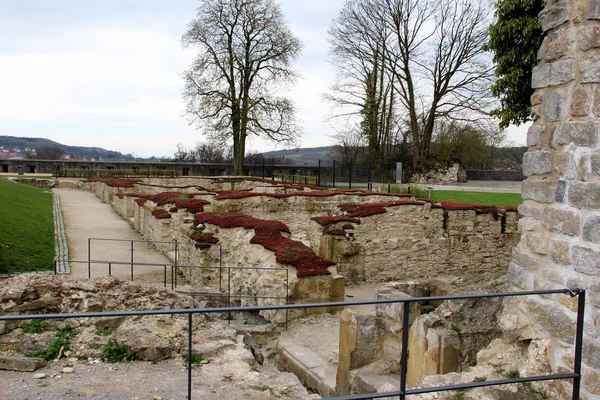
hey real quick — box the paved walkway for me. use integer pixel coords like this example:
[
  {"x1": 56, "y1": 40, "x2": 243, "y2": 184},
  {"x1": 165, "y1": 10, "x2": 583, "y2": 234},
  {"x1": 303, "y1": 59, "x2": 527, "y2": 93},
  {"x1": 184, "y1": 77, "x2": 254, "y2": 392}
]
[{"x1": 58, "y1": 188, "x2": 173, "y2": 283}]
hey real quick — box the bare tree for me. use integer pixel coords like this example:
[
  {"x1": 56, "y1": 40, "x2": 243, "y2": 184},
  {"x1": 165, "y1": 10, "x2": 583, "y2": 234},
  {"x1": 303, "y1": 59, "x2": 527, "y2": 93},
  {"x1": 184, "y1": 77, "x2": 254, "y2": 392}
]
[
  {"x1": 194, "y1": 141, "x2": 232, "y2": 163},
  {"x1": 182, "y1": 0, "x2": 302, "y2": 175},
  {"x1": 384, "y1": 0, "x2": 494, "y2": 169},
  {"x1": 329, "y1": 125, "x2": 368, "y2": 167},
  {"x1": 328, "y1": 0, "x2": 494, "y2": 171},
  {"x1": 326, "y1": 0, "x2": 399, "y2": 171},
  {"x1": 36, "y1": 145, "x2": 65, "y2": 160}
]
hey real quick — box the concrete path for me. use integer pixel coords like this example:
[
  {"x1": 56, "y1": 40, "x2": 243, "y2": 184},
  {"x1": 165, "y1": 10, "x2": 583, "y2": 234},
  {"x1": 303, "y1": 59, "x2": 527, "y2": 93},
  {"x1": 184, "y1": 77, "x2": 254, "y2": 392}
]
[{"x1": 58, "y1": 188, "x2": 173, "y2": 283}]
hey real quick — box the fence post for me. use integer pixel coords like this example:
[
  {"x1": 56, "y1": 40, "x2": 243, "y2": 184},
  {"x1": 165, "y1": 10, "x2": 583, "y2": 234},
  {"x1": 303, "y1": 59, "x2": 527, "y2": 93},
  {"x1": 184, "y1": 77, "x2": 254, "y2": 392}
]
[
  {"x1": 262, "y1": 158, "x2": 265, "y2": 179},
  {"x1": 317, "y1": 160, "x2": 321, "y2": 187},
  {"x1": 367, "y1": 161, "x2": 372, "y2": 190},
  {"x1": 333, "y1": 160, "x2": 336, "y2": 188},
  {"x1": 349, "y1": 161, "x2": 352, "y2": 190}
]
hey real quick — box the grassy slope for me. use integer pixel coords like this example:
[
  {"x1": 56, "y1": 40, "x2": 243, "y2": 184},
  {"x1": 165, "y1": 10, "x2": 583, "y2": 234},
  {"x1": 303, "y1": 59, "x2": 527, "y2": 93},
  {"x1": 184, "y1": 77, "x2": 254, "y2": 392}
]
[
  {"x1": 419, "y1": 190, "x2": 523, "y2": 207},
  {"x1": 0, "y1": 179, "x2": 54, "y2": 273}
]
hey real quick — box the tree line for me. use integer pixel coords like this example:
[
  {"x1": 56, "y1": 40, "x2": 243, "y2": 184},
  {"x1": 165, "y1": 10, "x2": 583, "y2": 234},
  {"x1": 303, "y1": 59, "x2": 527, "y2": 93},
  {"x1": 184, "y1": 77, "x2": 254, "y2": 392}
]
[{"x1": 181, "y1": 0, "x2": 543, "y2": 176}]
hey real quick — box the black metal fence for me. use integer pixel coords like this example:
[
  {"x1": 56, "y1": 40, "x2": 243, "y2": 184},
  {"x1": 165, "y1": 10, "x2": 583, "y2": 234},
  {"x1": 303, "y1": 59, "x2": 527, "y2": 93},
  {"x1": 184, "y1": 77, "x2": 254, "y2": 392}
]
[
  {"x1": 0, "y1": 288, "x2": 585, "y2": 399},
  {"x1": 276, "y1": 159, "x2": 398, "y2": 189}
]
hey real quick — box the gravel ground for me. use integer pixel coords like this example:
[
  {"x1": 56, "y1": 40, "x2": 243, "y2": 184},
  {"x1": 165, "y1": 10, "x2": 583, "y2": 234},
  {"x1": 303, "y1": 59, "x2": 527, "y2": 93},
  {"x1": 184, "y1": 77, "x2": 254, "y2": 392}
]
[{"x1": 0, "y1": 356, "x2": 312, "y2": 400}]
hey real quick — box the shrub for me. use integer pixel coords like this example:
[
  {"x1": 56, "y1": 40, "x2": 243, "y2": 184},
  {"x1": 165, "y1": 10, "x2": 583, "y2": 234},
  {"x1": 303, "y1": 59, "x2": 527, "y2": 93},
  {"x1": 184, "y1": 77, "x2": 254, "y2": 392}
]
[{"x1": 100, "y1": 339, "x2": 136, "y2": 363}]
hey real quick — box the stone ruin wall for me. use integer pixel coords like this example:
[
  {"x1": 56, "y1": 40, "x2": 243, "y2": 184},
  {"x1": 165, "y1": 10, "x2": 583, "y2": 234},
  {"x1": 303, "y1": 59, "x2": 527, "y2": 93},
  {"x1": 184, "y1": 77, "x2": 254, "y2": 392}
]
[
  {"x1": 501, "y1": 0, "x2": 600, "y2": 397},
  {"x1": 106, "y1": 184, "x2": 520, "y2": 286},
  {"x1": 110, "y1": 190, "x2": 346, "y2": 323},
  {"x1": 312, "y1": 205, "x2": 520, "y2": 284}
]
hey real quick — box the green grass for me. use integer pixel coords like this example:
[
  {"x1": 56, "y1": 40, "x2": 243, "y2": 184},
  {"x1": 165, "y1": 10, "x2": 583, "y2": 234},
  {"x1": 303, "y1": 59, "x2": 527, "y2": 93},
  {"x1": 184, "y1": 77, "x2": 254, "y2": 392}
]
[
  {"x1": 0, "y1": 179, "x2": 55, "y2": 274},
  {"x1": 416, "y1": 190, "x2": 522, "y2": 207}
]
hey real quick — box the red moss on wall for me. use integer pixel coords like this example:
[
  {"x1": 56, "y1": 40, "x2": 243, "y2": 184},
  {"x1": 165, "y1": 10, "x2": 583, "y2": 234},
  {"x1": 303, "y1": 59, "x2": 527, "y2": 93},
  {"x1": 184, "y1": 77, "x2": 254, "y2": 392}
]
[
  {"x1": 141, "y1": 192, "x2": 210, "y2": 213},
  {"x1": 194, "y1": 212, "x2": 333, "y2": 277},
  {"x1": 87, "y1": 178, "x2": 137, "y2": 188},
  {"x1": 135, "y1": 199, "x2": 147, "y2": 206},
  {"x1": 215, "y1": 189, "x2": 412, "y2": 201},
  {"x1": 312, "y1": 215, "x2": 361, "y2": 226},
  {"x1": 503, "y1": 205, "x2": 519, "y2": 212},
  {"x1": 338, "y1": 200, "x2": 436, "y2": 218},
  {"x1": 152, "y1": 209, "x2": 171, "y2": 219},
  {"x1": 190, "y1": 232, "x2": 219, "y2": 249}
]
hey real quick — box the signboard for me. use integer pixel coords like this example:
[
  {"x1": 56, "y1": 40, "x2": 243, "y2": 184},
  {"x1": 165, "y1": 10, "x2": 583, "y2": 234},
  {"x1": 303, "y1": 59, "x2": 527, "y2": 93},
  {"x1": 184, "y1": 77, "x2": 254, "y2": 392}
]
[{"x1": 396, "y1": 162, "x2": 402, "y2": 184}]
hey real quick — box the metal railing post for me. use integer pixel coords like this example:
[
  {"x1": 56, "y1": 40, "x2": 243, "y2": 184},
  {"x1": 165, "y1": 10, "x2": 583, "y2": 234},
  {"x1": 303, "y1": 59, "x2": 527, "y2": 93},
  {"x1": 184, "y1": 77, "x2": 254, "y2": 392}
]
[
  {"x1": 130, "y1": 240, "x2": 134, "y2": 281},
  {"x1": 219, "y1": 245, "x2": 223, "y2": 292},
  {"x1": 108, "y1": 263, "x2": 112, "y2": 276},
  {"x1": 573, "y1": 290, "x2": 586, "y2": 400},
  {"x1": 164, "y1": 265, "x2": 167, "y2": 288},
  {"x1": 286, "y1": 269, "x2": 289, "y2": 330},
  {"x1": 228, "y1": 266, "x2": 231, "y2": 324},
  {"x1": 400, "y1": 302, "x2": 410, "y2": 400},
  {"x1": 188, "y1": 312, "x2": 193, "y2": 400},
  {"x1": 88, "y1": 238, "x2": 91, "y2": 279}
]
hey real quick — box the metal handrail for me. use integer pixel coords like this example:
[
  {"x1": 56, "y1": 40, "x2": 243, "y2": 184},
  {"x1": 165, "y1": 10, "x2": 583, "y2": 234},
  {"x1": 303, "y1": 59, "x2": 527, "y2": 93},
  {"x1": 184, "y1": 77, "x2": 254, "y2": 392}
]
[{"x1": 0, "y1": 289, "x2": 585, "y2": 400}]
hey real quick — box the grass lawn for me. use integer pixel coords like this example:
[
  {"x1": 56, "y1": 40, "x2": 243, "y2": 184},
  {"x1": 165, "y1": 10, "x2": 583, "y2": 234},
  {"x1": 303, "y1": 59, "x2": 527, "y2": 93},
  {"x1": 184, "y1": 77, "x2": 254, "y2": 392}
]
[
  {"x1": 416, "y1": 190, "x2": 523, "y2": 207},
  {"x1": 0, "y1": 179, "x2": 54, "y2": 273}
]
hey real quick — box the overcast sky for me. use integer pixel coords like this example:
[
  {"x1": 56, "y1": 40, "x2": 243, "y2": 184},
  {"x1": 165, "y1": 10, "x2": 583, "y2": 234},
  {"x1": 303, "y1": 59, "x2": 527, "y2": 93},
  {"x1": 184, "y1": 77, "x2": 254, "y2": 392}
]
[{"x1": 0, "y1": 0, "x2": 527, "y2": 158}]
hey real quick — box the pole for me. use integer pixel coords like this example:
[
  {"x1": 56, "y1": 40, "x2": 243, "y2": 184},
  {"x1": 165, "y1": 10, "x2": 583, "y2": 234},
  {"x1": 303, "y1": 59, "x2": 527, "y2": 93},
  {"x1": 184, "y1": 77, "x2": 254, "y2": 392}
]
[
  {"x1": 400, "y1": 302, "x2": 410, "y2": 400},
  {"x1": 317, "y1": 160, "x2": 321, "y2": 187},
  {"x1": 333, "y1": 160, "x2": 336, "y2": 188},
  {"x1": 572, "y1": 290, "x2": 586, "y2": 399},
  {"x1": 130, "y1": 240, "x2": 134, "y2": 281},
  {"x1": 349, "y1": 161, "x2": 352, "y2": 190}
]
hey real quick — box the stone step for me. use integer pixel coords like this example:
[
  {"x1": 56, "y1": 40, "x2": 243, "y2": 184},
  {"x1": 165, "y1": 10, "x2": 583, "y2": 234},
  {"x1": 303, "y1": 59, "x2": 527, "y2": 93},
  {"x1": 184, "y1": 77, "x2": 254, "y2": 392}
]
[
  {"x1": 277, "y1": 340, "x2": 336, "y2": 397},
  {"x1": 350, "y1": 370, "x2": 400, "y2": 395}
]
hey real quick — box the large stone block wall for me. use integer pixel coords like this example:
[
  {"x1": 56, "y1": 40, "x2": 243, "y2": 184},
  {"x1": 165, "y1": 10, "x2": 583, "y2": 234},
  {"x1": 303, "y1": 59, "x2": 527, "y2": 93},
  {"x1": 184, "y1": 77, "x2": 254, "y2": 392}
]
[
  {"x1": 311, "y1": 205, "x2": 520, "y2": 283},
  {"x1": 502, "y1": 0, "x2": 600, "y2": 397}
]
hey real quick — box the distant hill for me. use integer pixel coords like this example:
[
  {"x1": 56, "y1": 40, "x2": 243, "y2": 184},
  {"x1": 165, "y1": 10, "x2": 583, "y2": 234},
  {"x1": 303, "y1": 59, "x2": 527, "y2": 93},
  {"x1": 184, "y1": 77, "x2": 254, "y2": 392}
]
[
  {"x1": 262, "y1": 146, "x2": 333, "y2": 166},
  {"x1": 0, "y1": 136, "x2": 125, "y2": 160}
]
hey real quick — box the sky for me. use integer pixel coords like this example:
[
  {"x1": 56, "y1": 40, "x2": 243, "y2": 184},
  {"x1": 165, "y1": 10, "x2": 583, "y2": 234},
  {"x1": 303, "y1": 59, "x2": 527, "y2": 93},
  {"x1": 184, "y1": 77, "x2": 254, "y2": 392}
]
[{"x1": 0, "y1": 0, "x2": 527, "y2": 158}]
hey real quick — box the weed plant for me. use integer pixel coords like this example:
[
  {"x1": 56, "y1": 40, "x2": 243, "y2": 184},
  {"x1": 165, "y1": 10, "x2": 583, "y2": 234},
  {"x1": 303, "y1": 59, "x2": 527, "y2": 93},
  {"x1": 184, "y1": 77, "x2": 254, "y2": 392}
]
[
  {"x1": 100, "y1": 339, "x2": 136, "y2": 363},
  {"x1": 28, "y1": 326, "x2": 76, "y2": 361},
  {"x1": 21, "y1": 320, "x2": 48, "y2": 334}
]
